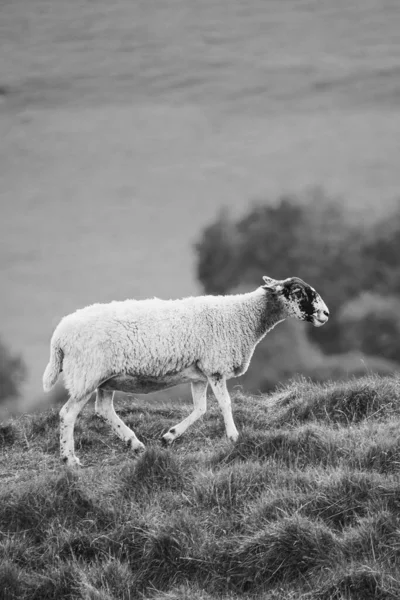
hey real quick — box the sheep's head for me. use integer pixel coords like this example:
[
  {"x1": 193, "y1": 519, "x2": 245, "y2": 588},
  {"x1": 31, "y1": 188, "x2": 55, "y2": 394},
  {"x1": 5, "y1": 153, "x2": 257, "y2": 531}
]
[{"x1": 262, "y1": 276, "x2": 329, "y2": 327}]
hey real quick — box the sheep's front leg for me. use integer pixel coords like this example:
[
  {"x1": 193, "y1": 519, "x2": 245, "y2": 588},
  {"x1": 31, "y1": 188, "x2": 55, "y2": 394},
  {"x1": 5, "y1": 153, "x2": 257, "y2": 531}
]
[
  {"x1": 95, "y1": 388, "x2": 145, "y2": 454},
  {"x1": 162, "y1": 380, "x2": 208, "y2": 445},
  {"x1": 208, "y1": 375, "x2": 239, "y2": 442}
]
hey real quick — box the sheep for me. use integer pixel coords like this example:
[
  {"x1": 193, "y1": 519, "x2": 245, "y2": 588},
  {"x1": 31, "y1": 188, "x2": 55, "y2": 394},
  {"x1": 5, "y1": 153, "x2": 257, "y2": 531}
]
[{"x1": 43, "y1": 275, "x2": 329, "y2": 467}]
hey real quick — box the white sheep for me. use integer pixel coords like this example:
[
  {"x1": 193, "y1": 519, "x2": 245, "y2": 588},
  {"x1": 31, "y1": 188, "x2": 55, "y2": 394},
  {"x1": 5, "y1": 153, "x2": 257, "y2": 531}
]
[{"x1": 43, "y1": 275, "x2": 329, "y2": 467}]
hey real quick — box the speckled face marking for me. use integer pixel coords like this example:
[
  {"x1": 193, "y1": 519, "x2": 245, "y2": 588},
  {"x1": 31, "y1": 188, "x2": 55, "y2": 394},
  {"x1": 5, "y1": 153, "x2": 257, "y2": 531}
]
[{"x1": 263, "y1": 276, "x2": 329, "y2": 327}]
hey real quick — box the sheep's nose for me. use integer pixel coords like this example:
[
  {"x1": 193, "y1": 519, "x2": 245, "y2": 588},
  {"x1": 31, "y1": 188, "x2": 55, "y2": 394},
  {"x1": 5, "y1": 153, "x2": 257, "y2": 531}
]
[{"x1": 323, "y1": 310, "x2": 329, "y2": 317}]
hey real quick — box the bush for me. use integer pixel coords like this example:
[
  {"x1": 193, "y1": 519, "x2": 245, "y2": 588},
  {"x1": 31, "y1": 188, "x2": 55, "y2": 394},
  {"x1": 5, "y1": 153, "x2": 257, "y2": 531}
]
[
  {"x1": 338, "y1": 292, "x2": 400, "y2": 361},
  {"x1": 195, "y1": 190, "x2": 400, "y2": 360},
  {"x1": 236, "y1": 320, "x2": 398, "y2": 394},
  {"x1": 196, "y1": 189, "x2": 355, "y2": 299},
  {"x1": 0, "y1": 336, "x2": 26, "y2": 405},
  {"x1": 360, "y1": 199, "x2": 400, "y2": 295},
  {"x1": 195, "y1": 189, "x2": 364, "y2": 354}
]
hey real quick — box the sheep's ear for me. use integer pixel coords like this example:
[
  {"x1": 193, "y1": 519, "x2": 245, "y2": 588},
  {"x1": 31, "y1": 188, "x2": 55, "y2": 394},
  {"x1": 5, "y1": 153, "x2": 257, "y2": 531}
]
[
  {"x1": 262, "y1": 276, "x2": 277, "y2": 286},
  {"x1": 262, "y1": 276, "x2": 283, "y2": 293}
]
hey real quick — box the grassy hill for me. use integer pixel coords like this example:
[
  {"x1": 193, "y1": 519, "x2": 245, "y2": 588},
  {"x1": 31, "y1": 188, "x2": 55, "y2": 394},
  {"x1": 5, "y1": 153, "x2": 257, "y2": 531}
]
[
  {"x1": 2, "y1": 375, "x2": 400, "y2": 599},
  {"x1": 1, "y1": 0, "x2": 400, "y2": 398}
]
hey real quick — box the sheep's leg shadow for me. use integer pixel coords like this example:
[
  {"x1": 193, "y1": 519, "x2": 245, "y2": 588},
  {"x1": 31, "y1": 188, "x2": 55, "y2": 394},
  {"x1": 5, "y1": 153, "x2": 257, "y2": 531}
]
[
  {"x1": 95, "y1": 388, "x2": 145, "y2": 454},
  {"x1": 60, "y1": 393, "x2": 92, "y2": 467},
  {"x1": 208, "y1": 375, "x2": 239, "y2": 442},
  {"x1": 162, "y1": 380, "x2": 208, "y2": 444}
]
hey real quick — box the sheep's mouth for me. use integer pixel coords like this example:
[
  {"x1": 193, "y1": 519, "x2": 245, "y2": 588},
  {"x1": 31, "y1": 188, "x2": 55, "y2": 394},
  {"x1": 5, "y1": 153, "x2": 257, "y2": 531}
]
[{"x1": 313, "y1": 316, "x2": 328, "y2": 327}]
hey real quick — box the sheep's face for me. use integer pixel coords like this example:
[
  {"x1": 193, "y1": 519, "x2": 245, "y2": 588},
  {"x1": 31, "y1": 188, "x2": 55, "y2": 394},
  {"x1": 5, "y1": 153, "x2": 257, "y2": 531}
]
[{"x1": 262, "y1": 276, "x2": 329, "y2": 327}]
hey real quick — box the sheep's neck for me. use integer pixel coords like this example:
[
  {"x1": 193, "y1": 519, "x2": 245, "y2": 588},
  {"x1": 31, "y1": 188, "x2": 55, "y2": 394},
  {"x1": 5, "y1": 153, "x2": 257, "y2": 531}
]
[{"x1": 246, "y1": 291, "x2": 286, "y2": 341}]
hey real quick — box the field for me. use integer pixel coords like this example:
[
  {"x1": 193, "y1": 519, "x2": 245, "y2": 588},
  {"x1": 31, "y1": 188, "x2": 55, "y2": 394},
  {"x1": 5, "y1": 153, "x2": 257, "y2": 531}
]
[
  {"x1": 1, "y1": 375, "x2": 400, "y2": 599},
  {"x1": 2, "y1": 4, "x2": 400, "y2": 597},
  {"x1": 1, "y1": 0, "x2": 400, "y2": 400}
]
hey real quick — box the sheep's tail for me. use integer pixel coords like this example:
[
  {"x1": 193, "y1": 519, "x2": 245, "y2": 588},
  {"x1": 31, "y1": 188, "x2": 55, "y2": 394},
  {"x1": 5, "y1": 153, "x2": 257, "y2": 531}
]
[{"x1": 43, "y1": 338, "x2": 64, "y2": 392}]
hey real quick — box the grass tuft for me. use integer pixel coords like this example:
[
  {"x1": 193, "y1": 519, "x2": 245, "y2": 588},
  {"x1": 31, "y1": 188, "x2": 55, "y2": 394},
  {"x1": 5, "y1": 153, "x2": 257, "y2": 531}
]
[
  {"x1": 0, "y1": 560, "x2": 27, "y2": 600},
  {"x1": 0, "y1": 423, "x2": 17, "y2": 447},
  {"x1": 0, "y1": 559, "x2": 82, "y2": 600},
  {"x1": 193, "y1": 461, "x2": 273, "y2": 511},
  {"x1": 85, "y1": 559, "x2": 135, "y2": 599},
  {"x1": 0, "y1": 470, "x2": 113, "y2": 541},
  {"x1": 274, "y1": 376, "x2": 400, "y2": 425},
  {"x1": 342, "y1": 511, "x2": 400, "y2": 563},
  {"x1": 29, "y1": 409, "x2": 60, "y2": 437},
  {"x1": 120, "y1": 447, "x2": 188, "y2": 499},
  {"x1": 304, "y1": 472, "x2": 373, "y2": 530},
  {"x1": 28, "y1": 562, "x2": 82, "y2": 600},
  {"x1": 215, "y1": 516, "x2": 336, "y2": 593},
  {"x1": 210, "y1": 425, "x2": 340, "y2": 468},
  {"x1": 315, "y1": 564, "x2": 400, "y2": 600},
  {"x1": 361, "y1": 434, "x2": 400, "y2": 473}
]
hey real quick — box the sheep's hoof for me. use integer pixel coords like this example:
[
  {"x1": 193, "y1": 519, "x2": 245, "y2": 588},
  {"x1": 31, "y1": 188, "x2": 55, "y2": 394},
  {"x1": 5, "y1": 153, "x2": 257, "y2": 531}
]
[
  {"x1": 61, "y1": 455, "x2": 82, "y2": 468},
  {"x1": 161, "y1": 430, "x2": 176, "y2": 446},
  {"x1": 228, "y1": 431, "x2": 239, "y2": 443},
  {"x1": 127, "y1": 439, "x2": 145, "y2": 456}
]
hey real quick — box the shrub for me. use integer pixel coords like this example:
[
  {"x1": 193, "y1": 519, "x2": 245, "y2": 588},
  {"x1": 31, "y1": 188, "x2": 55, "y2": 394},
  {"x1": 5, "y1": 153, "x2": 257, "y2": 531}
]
[
  {"x1": 338, "y1": 293, "x2": 400, "y2": 362},
  {"x1": 360, "y1": 199, "x2": 400, "y2": 295},
  {"x1": 195, "y1": 189, "x2": 364, "y2": 354},
  {"x1": 0, "y1": 336, "x2": 26, "y2": 404},
  {"x1": 195, "y1": 190, "x2": 400, "y2": 362}
]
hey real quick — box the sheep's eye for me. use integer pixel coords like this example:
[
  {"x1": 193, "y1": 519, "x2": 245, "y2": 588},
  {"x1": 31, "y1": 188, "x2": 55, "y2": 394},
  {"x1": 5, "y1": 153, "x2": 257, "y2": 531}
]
[{"x1": 292, "y1": 288, "x2": 303, "y2": 298}]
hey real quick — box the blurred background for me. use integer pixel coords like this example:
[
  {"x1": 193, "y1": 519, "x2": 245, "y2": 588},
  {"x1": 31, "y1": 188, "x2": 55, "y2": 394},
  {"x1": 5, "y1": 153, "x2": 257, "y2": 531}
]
[{"x1": 2, "y1": 0, "x2": 400, "y2": 418}]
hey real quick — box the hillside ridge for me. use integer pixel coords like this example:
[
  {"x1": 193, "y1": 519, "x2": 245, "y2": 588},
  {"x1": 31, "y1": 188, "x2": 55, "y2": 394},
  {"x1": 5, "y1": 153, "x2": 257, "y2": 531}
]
[{"x1": 1, "y1": 375, "x2": 400, "y2": 599}]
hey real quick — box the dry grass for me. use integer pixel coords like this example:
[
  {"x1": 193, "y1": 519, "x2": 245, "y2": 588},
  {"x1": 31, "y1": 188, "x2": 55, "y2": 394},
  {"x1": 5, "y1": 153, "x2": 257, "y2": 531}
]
[{"x1": 1, "y1": 375, "x2": 400, "y2": 599}]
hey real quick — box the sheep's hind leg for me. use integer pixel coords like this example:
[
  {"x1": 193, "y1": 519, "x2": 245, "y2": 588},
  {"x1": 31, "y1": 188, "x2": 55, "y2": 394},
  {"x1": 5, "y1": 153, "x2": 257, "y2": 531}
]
[
  {"x1": 95, "y1": 388, "x2": 145, "y2": 454},
  {"x1": 162, "y1": 380, "x2": 208, "y2": 445},
  {"x1": 60, "y1": 393, "x2": 92, "y2": 467},
  {"x1": 208, "y1": 375, "x2": 239, "y2": 442}
]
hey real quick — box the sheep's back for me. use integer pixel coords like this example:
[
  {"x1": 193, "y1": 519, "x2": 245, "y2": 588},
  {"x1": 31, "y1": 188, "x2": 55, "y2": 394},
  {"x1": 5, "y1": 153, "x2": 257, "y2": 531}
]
[{"x1": 58, "y1": 293, "x2": 260, "y2": 379}]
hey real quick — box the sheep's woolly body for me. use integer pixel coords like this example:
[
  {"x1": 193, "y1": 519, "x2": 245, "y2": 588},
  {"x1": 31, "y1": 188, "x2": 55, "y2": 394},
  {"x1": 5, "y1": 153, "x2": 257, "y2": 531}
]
[
  {"x1": 42, "y1": 276, "x2": 329, "y2": 467},
  {"x1": 46, "y1": 288, "x2": 285, "y2": 398}
]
